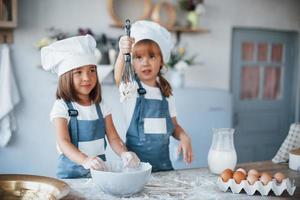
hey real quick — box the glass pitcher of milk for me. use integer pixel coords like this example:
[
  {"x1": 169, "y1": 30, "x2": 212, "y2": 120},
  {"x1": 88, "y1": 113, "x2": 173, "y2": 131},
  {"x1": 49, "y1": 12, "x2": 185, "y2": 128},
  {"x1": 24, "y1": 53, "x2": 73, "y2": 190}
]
[{"x1": 207, "y1": 128, "x2": 237, "y2": 174}]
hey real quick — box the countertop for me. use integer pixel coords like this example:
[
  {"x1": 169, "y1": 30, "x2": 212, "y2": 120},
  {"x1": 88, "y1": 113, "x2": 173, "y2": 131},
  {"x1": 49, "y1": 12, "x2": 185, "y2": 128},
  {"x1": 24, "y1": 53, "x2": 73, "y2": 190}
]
[{"x1": 62, "y1": 161, "x2": 300, "y2": 200}]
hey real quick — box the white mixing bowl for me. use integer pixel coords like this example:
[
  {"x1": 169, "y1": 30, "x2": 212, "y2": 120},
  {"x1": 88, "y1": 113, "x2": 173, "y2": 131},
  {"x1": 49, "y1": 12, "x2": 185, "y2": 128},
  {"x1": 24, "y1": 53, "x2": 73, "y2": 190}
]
[{"x1": 91, "y1": 161, "x2": 152, "y2": 196}]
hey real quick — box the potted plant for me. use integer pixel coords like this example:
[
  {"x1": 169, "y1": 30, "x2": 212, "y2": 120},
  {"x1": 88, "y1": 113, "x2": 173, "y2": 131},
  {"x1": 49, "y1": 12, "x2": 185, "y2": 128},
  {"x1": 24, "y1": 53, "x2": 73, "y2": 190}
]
[
  {"x1": 178, "y1": 0, "x2": 206, "y2": 29},
  {"x1": 165, "y1": 46, "x2": 197, "y2": 88}
]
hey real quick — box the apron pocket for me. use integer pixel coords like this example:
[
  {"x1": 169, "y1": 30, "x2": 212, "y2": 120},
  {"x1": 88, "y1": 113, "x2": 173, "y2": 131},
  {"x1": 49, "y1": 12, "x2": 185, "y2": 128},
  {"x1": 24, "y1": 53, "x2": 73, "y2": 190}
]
[
  {"x1": 78, "y1": 138, "x2": 105, "y2": 156},
  {"x1": 144, "y1": 118, "x2": 167, "y2": 134}
]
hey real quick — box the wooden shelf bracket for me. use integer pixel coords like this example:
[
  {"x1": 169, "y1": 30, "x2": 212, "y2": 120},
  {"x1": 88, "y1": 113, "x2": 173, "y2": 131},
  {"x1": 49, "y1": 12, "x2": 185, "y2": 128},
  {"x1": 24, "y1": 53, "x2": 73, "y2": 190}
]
[{"x1": 0, "y1": 29, "x2": 13, "y2": 43}]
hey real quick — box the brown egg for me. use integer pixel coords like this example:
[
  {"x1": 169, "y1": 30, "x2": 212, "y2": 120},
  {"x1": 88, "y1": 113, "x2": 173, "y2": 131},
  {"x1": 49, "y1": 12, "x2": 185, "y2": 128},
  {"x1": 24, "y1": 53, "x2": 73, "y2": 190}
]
[
  {"x1": 260, "y1": 172, "x2": 272, "y2": 185},
  {"x1": 274, "y1": 172, "x2": 286, "y2": 183},
  {"x1": 220, "y1": 169, "x2": 233, "y2": 182},
  {"x1": 260, "y1": 172, "x2": 272, "y2": 177},
  {"x1": 233, "y1": 171, "x2": 246, "y2": 184},
  {"x1": 236, "y1": 168, "x2": 247, "y2": 175},
  {"x1": 248, "y1": 169, "x2": 260, "y2": 177},
  {"x1": 247, "y1": 174, "x2": 259, "y2": 185}
]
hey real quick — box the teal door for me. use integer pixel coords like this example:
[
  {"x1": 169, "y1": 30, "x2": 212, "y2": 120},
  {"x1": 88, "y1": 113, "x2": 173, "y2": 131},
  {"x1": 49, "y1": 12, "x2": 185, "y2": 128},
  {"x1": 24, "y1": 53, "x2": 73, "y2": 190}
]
[{"x1": 231, "y1": 28, "x2": 298, "y2": 162}]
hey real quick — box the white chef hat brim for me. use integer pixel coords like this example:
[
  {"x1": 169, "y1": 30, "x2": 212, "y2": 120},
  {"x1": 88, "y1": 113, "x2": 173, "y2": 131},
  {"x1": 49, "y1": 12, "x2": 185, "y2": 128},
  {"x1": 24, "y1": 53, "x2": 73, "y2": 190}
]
[
  {"x1": 58, "y1": 55, "x2": 98, "y2": 76},
  {"x1": 131, "y1": 20, "x2": 173, "y2": 63},
  {"x1": 41, "y1": 34, "x2": 98, "y2": 76}
]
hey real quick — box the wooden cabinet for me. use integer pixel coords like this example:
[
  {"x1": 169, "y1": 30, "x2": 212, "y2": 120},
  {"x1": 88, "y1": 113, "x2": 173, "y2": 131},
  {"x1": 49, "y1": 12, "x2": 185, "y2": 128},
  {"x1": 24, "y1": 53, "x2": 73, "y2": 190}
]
[{"x1": 0, "y1": 0, "x2": 17, "y2": 43}]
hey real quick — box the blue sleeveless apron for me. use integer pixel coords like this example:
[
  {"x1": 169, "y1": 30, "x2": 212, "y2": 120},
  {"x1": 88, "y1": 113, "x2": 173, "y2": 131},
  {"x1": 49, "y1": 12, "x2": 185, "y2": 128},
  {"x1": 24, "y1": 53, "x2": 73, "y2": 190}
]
[
  {"x1": 126, "y1": 78, "x2": 175, "y2": 172},
  {"x1": 57, "y1": 101, "x2": 107, "y2": 178}
]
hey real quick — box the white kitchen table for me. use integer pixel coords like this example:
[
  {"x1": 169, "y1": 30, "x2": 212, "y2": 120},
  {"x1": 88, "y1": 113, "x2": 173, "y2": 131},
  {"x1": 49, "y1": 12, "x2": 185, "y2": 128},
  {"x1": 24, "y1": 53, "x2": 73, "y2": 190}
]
[{"x1": 62, "y1": 161, "x2": 299, "y2": 200}]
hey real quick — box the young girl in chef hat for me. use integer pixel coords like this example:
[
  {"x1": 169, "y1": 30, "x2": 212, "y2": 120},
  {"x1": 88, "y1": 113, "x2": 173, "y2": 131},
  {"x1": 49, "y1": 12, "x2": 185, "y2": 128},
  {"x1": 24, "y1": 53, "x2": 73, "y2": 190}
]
[
  {"x1": 115, "y1": 21, "x2": 193, "y2": 172},
  {"x1": 41, "y1": 34, "x2": 140, "y2": 178}
]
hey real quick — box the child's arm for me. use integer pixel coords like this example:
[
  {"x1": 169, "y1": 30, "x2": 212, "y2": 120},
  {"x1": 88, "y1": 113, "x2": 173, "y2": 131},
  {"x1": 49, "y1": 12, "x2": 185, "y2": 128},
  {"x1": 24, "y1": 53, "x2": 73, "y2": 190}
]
[
  {"x1": 105, "y1": 114, "x2": 140, "y2": 167},
  {"x1": 104, "y1": 114, "x2": 128, "y2": 155},
  {"x1": 114, "y1": 36, "x2": 135, "y2": 86},
  {"x1": 54, "y1": 118, "x2": 87, "y2": 163},
  {"x1": 114, "y1": 52, "x2": 125, "y2": 86},
  {"x1": 53, "y1": 118, "x2": 107, "y2": 170},
  {"x1": 172, "y1": 117, "x2": 193, "y2": 164}
]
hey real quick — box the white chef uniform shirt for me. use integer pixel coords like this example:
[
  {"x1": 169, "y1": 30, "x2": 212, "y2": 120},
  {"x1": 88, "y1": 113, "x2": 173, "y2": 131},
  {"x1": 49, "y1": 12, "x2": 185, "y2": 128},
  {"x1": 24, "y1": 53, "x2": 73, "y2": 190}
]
[{"x1": 50, "y1": 99, "x2": 111, "y2": 123}]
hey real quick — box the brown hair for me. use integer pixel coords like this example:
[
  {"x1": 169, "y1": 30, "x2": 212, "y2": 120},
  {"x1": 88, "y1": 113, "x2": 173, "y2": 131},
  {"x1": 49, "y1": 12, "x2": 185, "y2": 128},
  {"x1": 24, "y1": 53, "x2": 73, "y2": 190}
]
[
  {"x1": 133, "y1": 39, "x2": 173, "y2": 97},
  {"x1": 56, "y1": 69, "x2": 102, "y2": 103}
]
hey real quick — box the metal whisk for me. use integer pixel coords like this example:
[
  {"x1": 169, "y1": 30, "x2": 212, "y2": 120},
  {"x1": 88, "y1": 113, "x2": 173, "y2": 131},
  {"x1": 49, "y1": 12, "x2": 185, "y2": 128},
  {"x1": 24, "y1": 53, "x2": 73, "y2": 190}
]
[{"x1": 122, "y1": 19, "x2": 135, "y2": 84}]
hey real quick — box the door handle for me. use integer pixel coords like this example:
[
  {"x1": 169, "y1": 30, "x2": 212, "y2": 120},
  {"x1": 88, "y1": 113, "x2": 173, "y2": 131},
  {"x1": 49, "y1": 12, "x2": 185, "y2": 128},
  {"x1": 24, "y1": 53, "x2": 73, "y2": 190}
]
[{"x1": 233, "y1": 112, "x2": 239, "y2": 127}]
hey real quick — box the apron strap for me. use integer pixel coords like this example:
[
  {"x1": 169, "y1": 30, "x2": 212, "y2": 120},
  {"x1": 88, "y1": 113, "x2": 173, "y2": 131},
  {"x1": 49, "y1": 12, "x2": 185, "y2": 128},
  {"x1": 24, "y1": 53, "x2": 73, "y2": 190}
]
[
  {"x1": 95, "y1": 103, "x2": 103, "y2": 119},
  {"x1": 64, "y1": 101, "x2": 79, "y2": 148},
  {"x1": 135, "y1": 74, "x2": 146, "y2": 96},
  {"x1": 135, "y1": 77, "x2": 146, "y2": 141},
  {"x1": 95, "y1": 102, "x2": 107, "y2": 158}
]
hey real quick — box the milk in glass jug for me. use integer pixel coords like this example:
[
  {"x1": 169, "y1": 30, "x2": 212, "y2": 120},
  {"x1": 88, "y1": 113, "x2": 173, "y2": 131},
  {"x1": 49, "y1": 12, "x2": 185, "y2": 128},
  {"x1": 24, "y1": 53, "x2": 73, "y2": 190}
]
[{"x1": 207, "y1": 128, "x2": 237, "y2": 174}]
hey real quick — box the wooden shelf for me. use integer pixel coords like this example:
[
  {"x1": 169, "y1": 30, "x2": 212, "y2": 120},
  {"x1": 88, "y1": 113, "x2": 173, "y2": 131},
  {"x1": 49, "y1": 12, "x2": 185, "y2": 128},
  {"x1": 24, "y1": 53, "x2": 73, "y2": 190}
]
[
  {"x1": 0, "y1": 0, "x2": 17, "y2": 28},
  {"x1": 0, "y1": 0, "x2": 17, "y2": 43},
  {"x1": 169, "y1": 26, "x2": 209, "y2": 33},
  {"x1": 110, "y1": 24, "x2": 209, "y2": 34},
  {"x1": 110, "y1": 23, "x2": 209, "y2": 45}
]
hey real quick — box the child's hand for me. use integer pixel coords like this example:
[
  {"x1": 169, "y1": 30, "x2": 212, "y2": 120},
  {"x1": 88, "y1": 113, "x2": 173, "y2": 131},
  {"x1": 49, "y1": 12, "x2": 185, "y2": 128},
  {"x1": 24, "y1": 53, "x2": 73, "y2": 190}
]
[
  {"x1": 81, "y1": 156, "x2": 108, "y2": 171},
  {"x1": 177, "y1": 133, "x2": 193, "y2": 164},
  {"x1": 119, "y1": 36, "x2": 135, "y2": 55},
  {"x1": 121, "y1": 151, "x2": 140, "y2": 168},
  {"x1": 119, "y1": 81, "x2": 137, "y2": 102}
]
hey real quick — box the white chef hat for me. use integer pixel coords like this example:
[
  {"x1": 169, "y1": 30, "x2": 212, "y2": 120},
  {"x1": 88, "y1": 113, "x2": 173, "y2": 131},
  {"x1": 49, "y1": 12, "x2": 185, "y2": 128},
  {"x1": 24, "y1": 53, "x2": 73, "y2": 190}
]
[
  {"x1": 41, "y1": 34, "x2": 99, "y2": 76},
  {"x1": 131, "y1": 20, "x2": 173, "y2": 63}
]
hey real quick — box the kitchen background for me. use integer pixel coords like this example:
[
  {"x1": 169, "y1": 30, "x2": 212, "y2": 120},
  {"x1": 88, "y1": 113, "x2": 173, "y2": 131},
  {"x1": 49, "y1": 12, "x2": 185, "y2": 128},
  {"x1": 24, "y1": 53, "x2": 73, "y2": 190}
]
[{"x1": 0, "y1": 0, "x2": 299, "y2": 177}]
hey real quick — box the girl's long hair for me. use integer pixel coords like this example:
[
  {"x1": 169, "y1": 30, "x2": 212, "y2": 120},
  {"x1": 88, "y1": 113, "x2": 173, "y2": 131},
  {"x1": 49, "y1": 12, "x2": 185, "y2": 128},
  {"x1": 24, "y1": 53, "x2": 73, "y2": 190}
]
[
  {"x1": 158, "y1": 71, "x2": 173, "y2": 97},
  {"x1": 133, "y1": 39, "x2": 173, "y2": 97},
  {"x1": 56, "y1": 68, "x2": 102, "y2": 103}
]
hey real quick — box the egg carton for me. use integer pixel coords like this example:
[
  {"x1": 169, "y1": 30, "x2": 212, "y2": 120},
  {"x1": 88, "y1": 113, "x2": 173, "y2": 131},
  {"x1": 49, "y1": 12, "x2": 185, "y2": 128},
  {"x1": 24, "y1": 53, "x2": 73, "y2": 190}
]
[{"x1": 217, "y1": 177, "x2": 296, "y2": 196}]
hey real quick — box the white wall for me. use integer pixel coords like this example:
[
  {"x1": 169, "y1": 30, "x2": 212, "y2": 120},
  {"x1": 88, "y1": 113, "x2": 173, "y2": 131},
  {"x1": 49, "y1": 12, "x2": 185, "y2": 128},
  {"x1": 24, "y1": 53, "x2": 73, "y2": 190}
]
[
  {"x1": 184, "y1": 0, "x2": 300, "y2": 89},
  {"x1": 0, "y1": 0, "x2": 299, "y2": 177}
]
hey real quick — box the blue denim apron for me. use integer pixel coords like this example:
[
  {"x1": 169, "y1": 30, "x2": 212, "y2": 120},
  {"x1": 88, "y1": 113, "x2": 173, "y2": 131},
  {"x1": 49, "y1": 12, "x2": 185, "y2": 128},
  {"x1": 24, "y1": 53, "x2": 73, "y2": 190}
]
[
  {"x1": 126, "y1": 78, "x2": 175, "y2": 172},
  {"x1": 57, "y1": 101, "x2": 107, "y2": 178}
]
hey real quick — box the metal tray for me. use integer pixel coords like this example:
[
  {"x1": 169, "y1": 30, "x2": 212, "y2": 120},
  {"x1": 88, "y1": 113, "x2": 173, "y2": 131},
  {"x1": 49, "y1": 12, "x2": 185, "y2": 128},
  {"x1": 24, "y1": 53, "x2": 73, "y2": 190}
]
[{"x1": 0, "y1": 174, "x2": 70, "y2": 199}]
